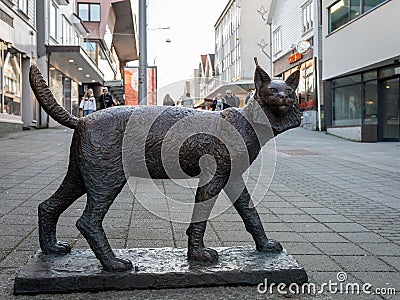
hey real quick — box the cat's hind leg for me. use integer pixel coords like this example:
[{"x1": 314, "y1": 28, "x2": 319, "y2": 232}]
[
  {"x1": 75, "y1": 174, "x2": 131, "y2": 272},
  {"x1": 39, "y1": 135, "x2": 86, "y2": 255}
]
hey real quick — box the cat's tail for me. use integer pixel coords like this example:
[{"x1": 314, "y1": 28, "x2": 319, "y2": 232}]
[{"x1": 29, "y1": 64, "x2": 79, "y2": 129}]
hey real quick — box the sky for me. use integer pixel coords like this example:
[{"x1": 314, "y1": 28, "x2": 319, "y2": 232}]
[{"x1": 142, "y1": 0, "x2": 228, "y2": 102}]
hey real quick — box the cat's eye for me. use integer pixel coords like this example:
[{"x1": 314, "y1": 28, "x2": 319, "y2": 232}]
[
  {"x1": 286, "y1": 89, "x2": 293, "y2": 94},
  {"x1": 269, "y1": 88, "x2": 278, "y2": 93}
]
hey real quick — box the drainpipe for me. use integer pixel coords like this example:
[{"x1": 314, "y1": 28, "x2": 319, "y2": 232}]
[
  {"x1": 315, "y1": 0, "x2": 322, "y2": 131},
  {"x1": 138, "y1": 0, "x2": 147, "y2": 105}
]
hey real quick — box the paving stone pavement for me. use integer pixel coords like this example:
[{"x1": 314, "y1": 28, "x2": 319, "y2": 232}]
[{"x1": 0, "y1": 127, "x2": 399, "y2": 299}]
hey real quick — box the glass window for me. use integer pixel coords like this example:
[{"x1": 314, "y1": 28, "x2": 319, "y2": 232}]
[
  {"x1": 50, "y1": 2, "x2": 57, "y2": 39},
  {"x1": 273, "y1": 27, "x2": 282, "y2": 55},
  {"x1": 302, "y1": 1, "x2": 314, "y2": 33},
  {"x1": 78, "y1": 3, "x2": 89, "y2": 21},
  {"x1": 83, "y1": 41, "x2": 97, "y2": 63},
  {"x1": 329, "y1": 0, "x2": 387, "y2": 32},
  {"x1": 78, "y1": 3, "x2": 100, "y2": 22},
  {"x1": 18, "y1": 0, "x2": 28, "y2": 15},
  {"x1": 90, "y1": 4, "x2": 100, "y2": 21},
  {"x1": 332, "y1": 84, "x2": 362, "y2": 126},
  {"x1": 332, "y1": 74, "x2": 361, "y2": 87},
  {"x1": 379, "y1": 66, "x2": 400, "y2": 78},
  {"x1": 364, "y1": 80, "x2": 378, "y2": 124},
  {"x1": 3, "y1": 52, "x2": 22, "y2": 116},
  {"x1": 350, "y1": 0, "x2": 361, "y2": 19},
  {"x1": 329, "y1": 0, "x2": 349, "y2": 32},
  {"x1": 363, "y1": 70, "x2": 377, "y2": 81},
  {"x1": 363, "y1": 0, "x2": 387, "y2": 13}
]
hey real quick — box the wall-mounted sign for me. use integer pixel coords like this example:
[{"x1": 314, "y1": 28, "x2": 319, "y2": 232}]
[
  {"x1": 124, "y1": 66, "x2": 157, "y2": 105},
  {"x1": 289, "y1": 52, "x2": 302, "y2": 64},
  {"x1": 296, "y1": 40, "x2": 311, "y2": 54}
]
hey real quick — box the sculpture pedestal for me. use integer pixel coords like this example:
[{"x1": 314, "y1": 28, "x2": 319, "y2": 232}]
[{"x1": 14, "y1": 246, "x2": 307, "y2": 295}]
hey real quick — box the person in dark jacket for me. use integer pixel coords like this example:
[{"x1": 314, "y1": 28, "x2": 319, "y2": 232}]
[{"x1": 98, "y1": 87, "x2": 114, "y2": 110}]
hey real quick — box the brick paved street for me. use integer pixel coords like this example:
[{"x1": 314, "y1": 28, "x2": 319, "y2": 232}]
[{"x1": 0, "y1": 127, "x2": 399, "y2": 299}]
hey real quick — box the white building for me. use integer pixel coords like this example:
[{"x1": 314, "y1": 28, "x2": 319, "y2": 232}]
[
  {"x1": 322, "y1": 0, "x2": 399, "y2": 142},
  {"x1": 268, "y1": 0, "x2": 323, "y2": 130},
  {"x1": 0, "y1": 0, "x2": 37, "y2": 133},
  {"x1": 201, "y1": 0, "x2": 272, "y2": 104}
]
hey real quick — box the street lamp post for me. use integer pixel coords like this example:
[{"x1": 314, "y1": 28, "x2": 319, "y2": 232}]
[{"x1": 138, "y1": 0, "x2": 147, "y2": 105}]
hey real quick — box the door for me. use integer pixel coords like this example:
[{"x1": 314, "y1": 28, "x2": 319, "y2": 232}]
[{"x1": 381, "y1": 77, "x2": 400, "y2": 141}]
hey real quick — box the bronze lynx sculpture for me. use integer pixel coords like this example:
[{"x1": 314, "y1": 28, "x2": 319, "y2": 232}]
[{"x1": 29, "y1": 58, "x2": 301, "y2": 272}]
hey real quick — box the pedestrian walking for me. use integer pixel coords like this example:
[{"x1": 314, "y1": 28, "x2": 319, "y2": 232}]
[
  {"x1": 79, "y1": 88, "x2": 96, "y2": 116},
  {"x1": 98, "y1": 87, "x2": 114, "y2": 110},
  {"x1": 223, "y1": 90, "x2": 240, "y2": 108},
  {"x1": 210, "y1": 93, "x2": 227, "y2": 111}
]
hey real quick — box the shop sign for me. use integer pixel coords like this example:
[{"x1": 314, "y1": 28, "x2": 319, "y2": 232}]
[{"x1": 289, "y1": 52, "x2": 302, "y2": 64}]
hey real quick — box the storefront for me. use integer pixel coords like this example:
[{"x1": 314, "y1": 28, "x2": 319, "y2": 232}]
[
  {"x1": 325, "y1": 63, "x2": 400, "y2": 142},
  {"x1": 274, "y1": 41, "x2": 319, "y2": 130},
  {"x1": 0, "y1": 41, "x2": 23, "y2": 131},
  {"x1": 49, "y1": 67, "x2": 80, "y2": 119}
]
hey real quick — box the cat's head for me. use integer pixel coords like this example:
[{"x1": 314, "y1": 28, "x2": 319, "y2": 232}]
[{"x1": 252, "y1": 57, "x2": 302, "y2": 134}]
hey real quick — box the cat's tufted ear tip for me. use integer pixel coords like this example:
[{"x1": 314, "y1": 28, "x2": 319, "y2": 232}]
[{"x1": 254, "y1": 57, "x2": 259, "y2": 66}]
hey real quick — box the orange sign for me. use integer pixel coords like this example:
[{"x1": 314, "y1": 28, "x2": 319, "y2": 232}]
[
  {"x1": 289, "y1": 52, "x2": 302, "y2": 64},
  {"x1": 124, "y1": 67, "x2": 157, "y2": 105}
]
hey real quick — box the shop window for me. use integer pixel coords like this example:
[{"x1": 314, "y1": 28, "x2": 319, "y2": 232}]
[
  {"x1": 3, "y1": 52, "x2": 21, "y2": 116},
  {"x1": 379, "y1": 66, "x2": 400, "y2": 78},
  {"x1": 332, "y1": 74, "x2": 361, "y2": 86},
  {"x1": 332, "y1": 84, "x2": 362, "y2": 126},
  {"x1": 49, "y1": 68, "x2": 63, "y2": 106},
  {"x1": 329, "y1": 0, "x2": 387, "y2": 33},
  {"x1": 78, "y1": 3, "x2": 100, "y2": 22},
  {"x1": 331, "y1": 72, "x2": 381, "y2": 127},
  {"x1": 285, "y1": 60, "x2": 315, "y2": 111},
  {"x1": 364, "y1": 80, "x2": 378, "y2": 124},
  {"x1": 302, "y1": 1, "x2": 314, "y2": 33}
]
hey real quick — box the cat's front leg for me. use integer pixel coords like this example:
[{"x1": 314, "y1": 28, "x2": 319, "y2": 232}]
[{"x1": 224, "y1": 177, "x2": 282, "y2": 253}]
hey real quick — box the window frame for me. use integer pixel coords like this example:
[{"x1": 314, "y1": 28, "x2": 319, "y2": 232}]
[
  {"x1": 302, "y1": 0, "x2": 314, "y2": 34},
  {"x1": 18, "y1": 0, "x2": 29, "y2": 15},
  {"x1": 328, "y1": 0, "x2": 389, "y2": 33},
  {"x1": 78, "y1": 3, "x2": 101, "y2": 22},
  {"x1": 272, "y1": 26, "x2": 282, "y2": 55},
  {"x1": 49, "y1": 1, "x2": 58, "y2": 40}
]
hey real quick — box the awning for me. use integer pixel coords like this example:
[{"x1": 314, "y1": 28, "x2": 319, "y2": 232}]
[
  {"x1": 112, "y1": 0, "x2": 138, "y2": 62},
  {"x1": 104, "y1": 79, "x2": 124, "y2": 104},
  {"x1": 46, "y1": 45, "x2": 104, "y2": 84},
  {"x1": 205, "y1": 80, "x2": 255, "y2": 99}
]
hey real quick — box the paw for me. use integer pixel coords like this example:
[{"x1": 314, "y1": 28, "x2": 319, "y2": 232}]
[
  {"x1": 102, "y1": 257, "x2": 133, "y2": 272},
  {"x1": 256, "y1": 239, "x2": 283, "y2": 253},
  {"x1": 41, "y1": 241, "x2": 71, "y2": 255},
  {"x1": 188, "y1": 247, "x2": 219, "y2": 264}
]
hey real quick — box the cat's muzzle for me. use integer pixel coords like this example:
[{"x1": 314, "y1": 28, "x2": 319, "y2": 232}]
[{"x1": 267, "y1": 97, "x2": 294, "y2": 115}]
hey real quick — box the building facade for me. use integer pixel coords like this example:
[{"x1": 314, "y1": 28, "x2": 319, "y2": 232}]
[
  {"x1": 201, "y1": 0, "x2": 272, "y2": 104},
  {"x1": 0, "y1": 0, "x2": 137, "y2": 131},
  {"x1": 268, "y1": 0, "x2": 323, "y2": 131},
  {"x1": 323, "y1": 0, "x2": 399, "y2": 142},
  {"x1": 0, "y1": 0, "x2": 37, "y2": 133}
]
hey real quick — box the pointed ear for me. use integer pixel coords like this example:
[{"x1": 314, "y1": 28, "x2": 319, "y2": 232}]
[
  {"x1": 285, "y1": 70, "x2": 300, "y2": 90},
  {"x1": 254, "y1": 57, "x2": 271, "y2": 92}
]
